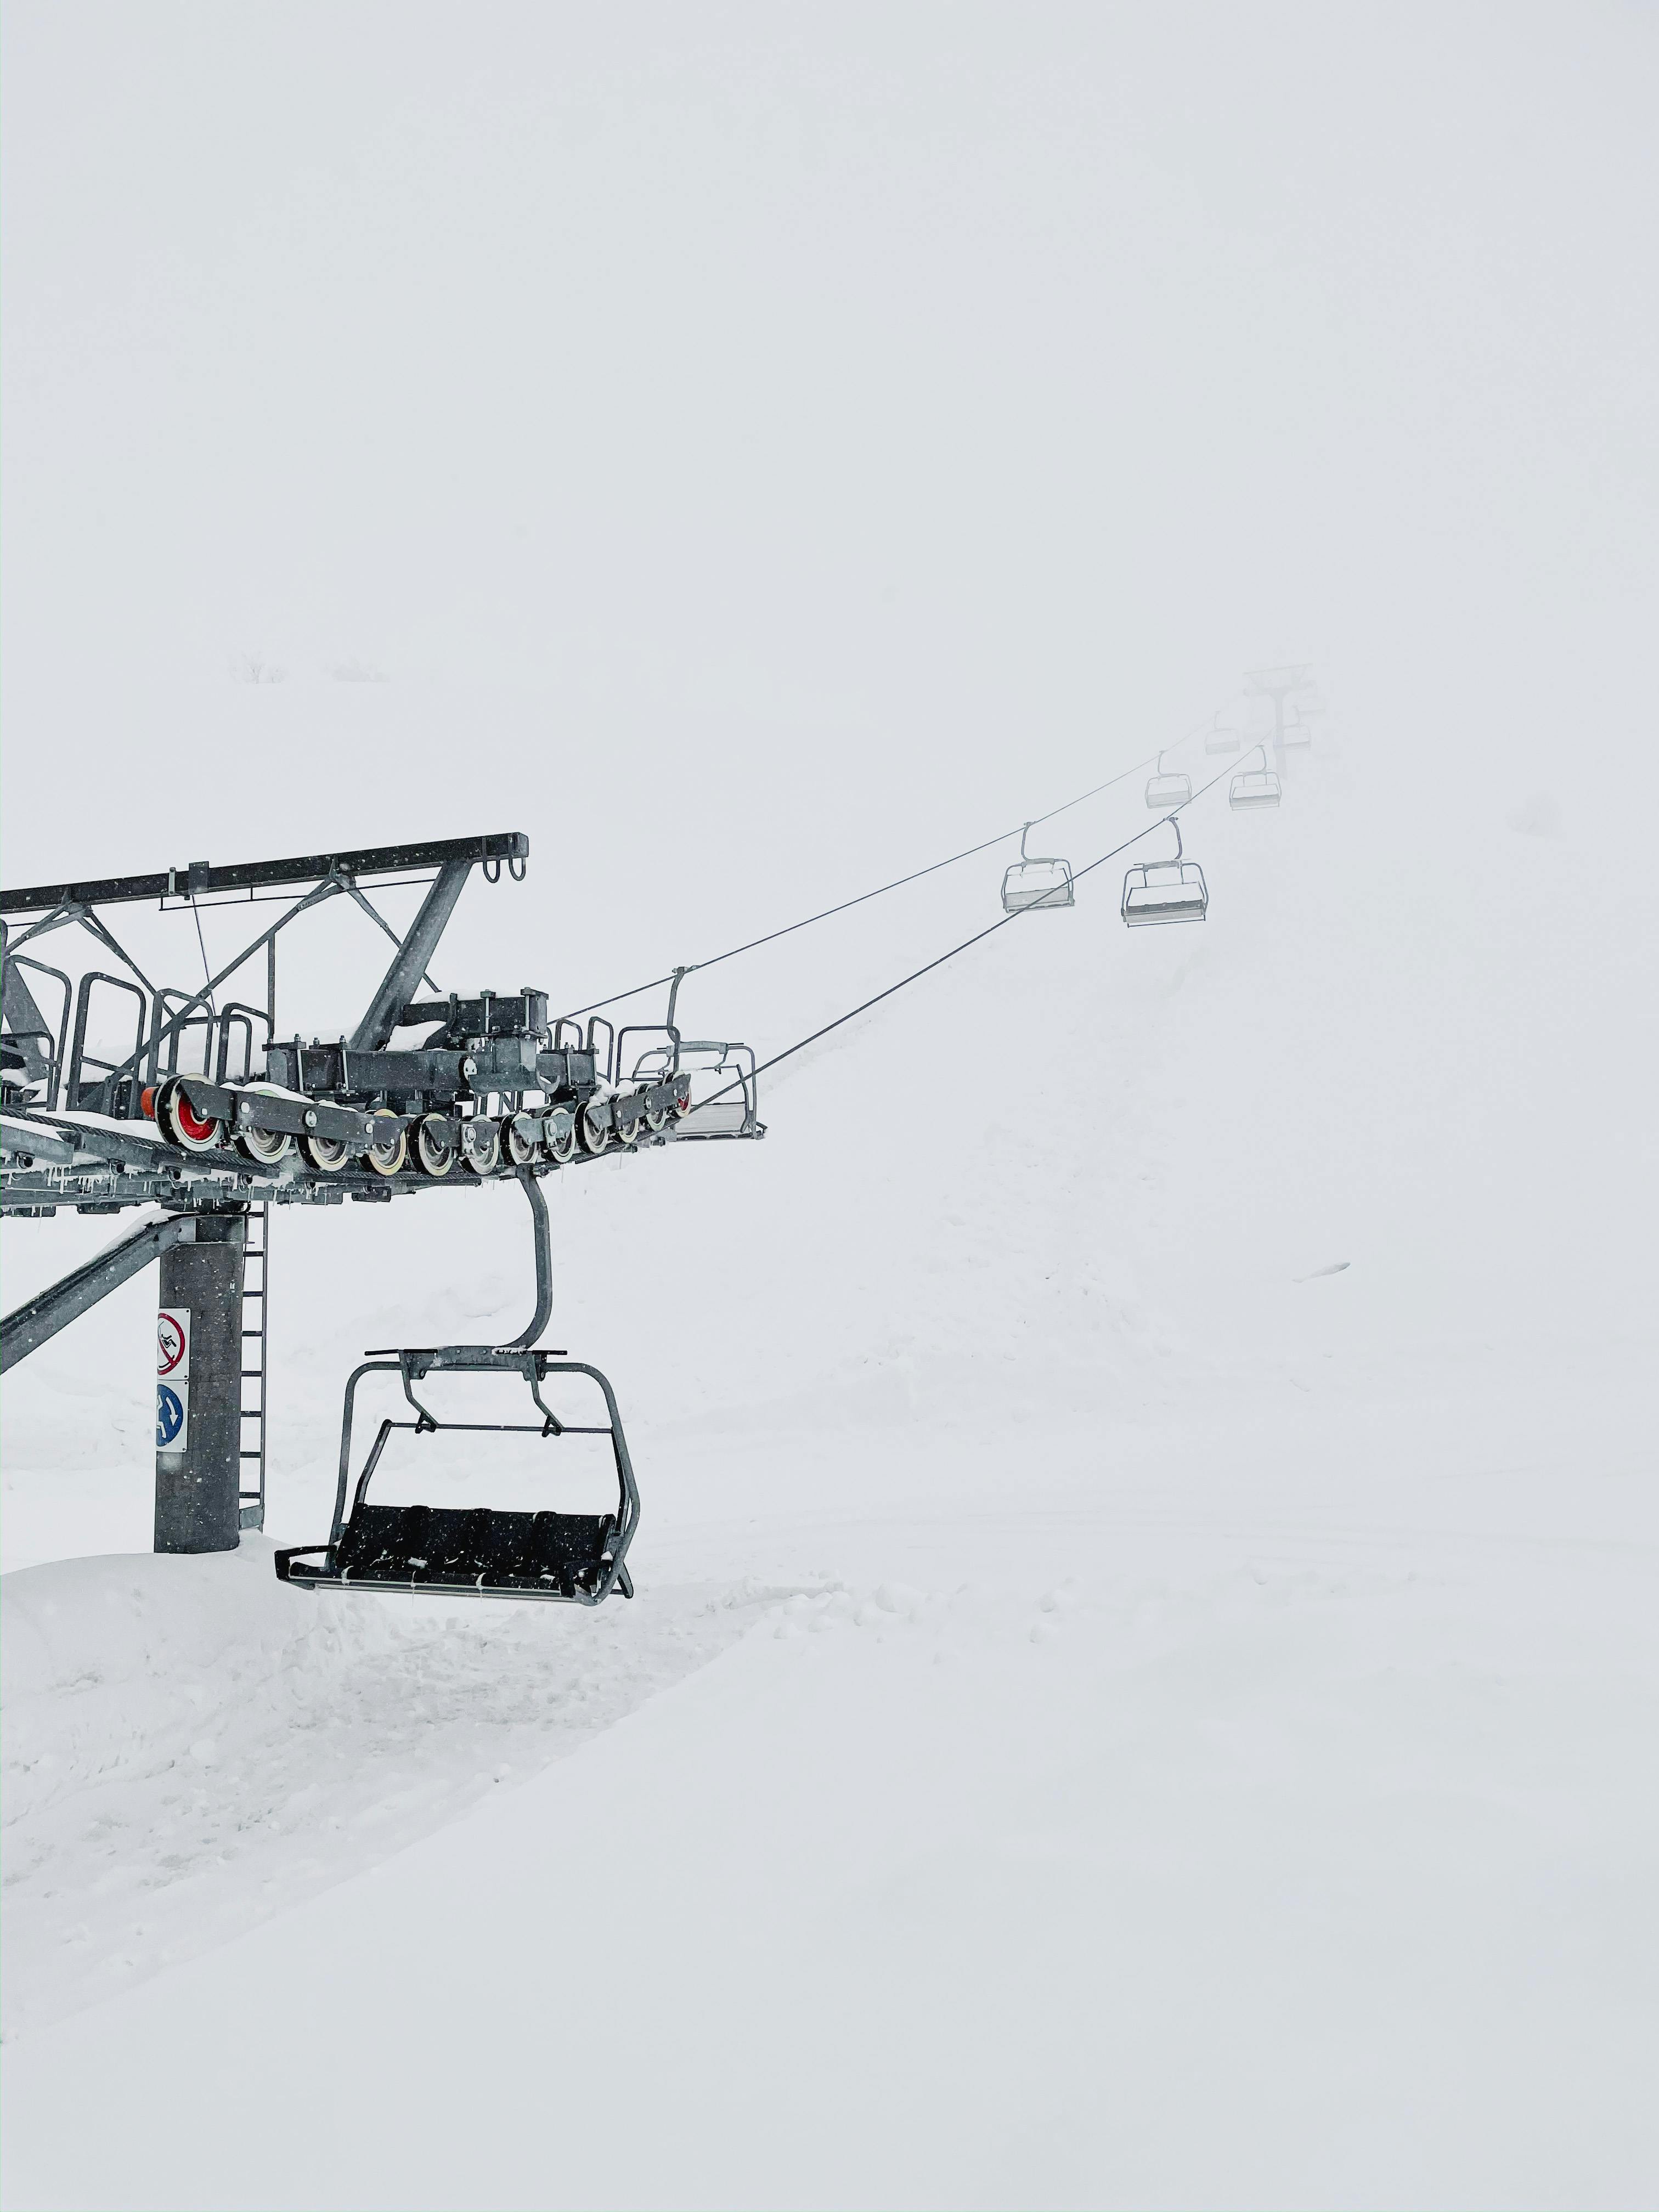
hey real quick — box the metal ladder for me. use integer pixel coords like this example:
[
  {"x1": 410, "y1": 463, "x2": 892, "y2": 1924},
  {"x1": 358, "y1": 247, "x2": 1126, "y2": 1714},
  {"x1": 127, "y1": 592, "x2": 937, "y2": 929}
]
[{"x1": 239, "y1": 1202, "x2": 269, "y2": 1531}]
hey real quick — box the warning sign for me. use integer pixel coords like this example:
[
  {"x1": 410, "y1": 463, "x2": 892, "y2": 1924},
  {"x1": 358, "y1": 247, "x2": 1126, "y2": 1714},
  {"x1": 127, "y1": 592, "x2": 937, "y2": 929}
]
[
  {"x1": 157, "y1": 1380, "x2": 189, "y2": 1453},
  {"x1": 157, "y1": 1308, "x2": 190, "y2": 1379}
]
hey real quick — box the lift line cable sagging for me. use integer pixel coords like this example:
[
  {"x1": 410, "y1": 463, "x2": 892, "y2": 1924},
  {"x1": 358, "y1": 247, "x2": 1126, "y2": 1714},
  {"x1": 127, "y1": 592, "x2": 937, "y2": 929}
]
[
  {"x1": 0, "y1": 700, "x2": 1309, "y2": 1604},
  {"x1": 552, "y1": 730, "x2": 1243, "y2": 1024},
  {"x1": 691, "y1": 751, "x2": 1249, "y2": 1113}
]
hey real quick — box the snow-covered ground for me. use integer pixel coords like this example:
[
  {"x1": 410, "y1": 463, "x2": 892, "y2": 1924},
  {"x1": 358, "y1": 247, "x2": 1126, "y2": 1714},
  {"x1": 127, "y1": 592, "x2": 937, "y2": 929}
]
[{"x1": 5, "y1": 731, "x2": 1657, "y2": 2207}]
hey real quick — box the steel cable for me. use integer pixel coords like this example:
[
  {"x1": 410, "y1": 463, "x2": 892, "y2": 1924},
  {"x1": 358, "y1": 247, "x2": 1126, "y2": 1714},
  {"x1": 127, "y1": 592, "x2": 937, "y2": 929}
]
[
  {"x1": 692, "y1": 749, "x2": 1247, "y2": 1108},
  {"x1": 555, "y1": 726, "x2": 1244, "y2": 1025}
]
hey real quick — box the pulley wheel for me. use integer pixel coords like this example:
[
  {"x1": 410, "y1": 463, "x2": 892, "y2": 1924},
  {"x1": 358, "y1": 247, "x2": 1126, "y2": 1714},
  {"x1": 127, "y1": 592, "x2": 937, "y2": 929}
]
[
  {"x1": 414, "y1": 1113, "x2": 455, "y2": 1177},
  {"x1": 464, "y1": 1119, "x2": 501, "y2": 1174},
  {"x1": 642, "y1": 1091, "x2": 669, "y2": 1134},
  {"x1": 156, "y1": 1077, "x2": 224, "y2": 1154},
  {"x1": 233, "y1": 1084, "x2": 295, "y2": 1163},
  {"x1": 504, "y1": 1113, "x2": 538, "y2": 1167},
  {"x1": 236, "y1": 1122, "x2": 294, "y2": 1164},
  {"x1": 614, "y1": 1098, "x2": 641, "y2": 1146},
  {"x1": 365, "y1": 1110, "x2": 407, "y2": 1177},
  {"x1": 300, "y1": 1130, "x2": 349, "y2": 1172},
  {"x1": 579, "y1": 1099, "x2": 612, "y2": 1154},
  {"x1": 544, "y1": 1107, "x2": 577, "y2": 1164}
]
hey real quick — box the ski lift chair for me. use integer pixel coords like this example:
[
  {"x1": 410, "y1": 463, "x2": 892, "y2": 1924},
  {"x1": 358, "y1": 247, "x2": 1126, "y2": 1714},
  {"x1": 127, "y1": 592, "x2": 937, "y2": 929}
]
[
  {"x1": 627, "y1": 1036, "x2": 760, "y2": 1137},
  {"x1": 620, "y1": 970, "x2": 765, "y2": 1141},
  {"x1": 275, "y1": 1346, "x2": 638, "y2": 1602},
  {"x1": 1121, "y1": 817, "x2": 1209, "y2": 927},
  {"x1": 673, "y1": 1041, "x2": 762, "y2": 1136},
  {"x1": 1144, "y1": 752, "x2": 1193, "y2": 810},
  {"x1": 1281, "y1": 710, "x2": 1313, "y2": 748},
  {"x1": 1000, "y1": 824, "x2": 1075, "y2": 913},
  {"x1": 1204, "y1": 721, "x2": 1242, "y2": 755},
  {"x1": 1229, "y1": 748, "x2": 1283, "y2": 810},
  {"x1": 275, "y1": 1175, "x2": 639, "y2": 1604}
]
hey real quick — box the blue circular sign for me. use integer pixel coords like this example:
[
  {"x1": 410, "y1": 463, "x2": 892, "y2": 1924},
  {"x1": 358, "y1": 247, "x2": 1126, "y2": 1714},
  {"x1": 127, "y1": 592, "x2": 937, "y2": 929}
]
[{"x1": 156, "y1": 1385, "x2": 185, "y2": 1449}]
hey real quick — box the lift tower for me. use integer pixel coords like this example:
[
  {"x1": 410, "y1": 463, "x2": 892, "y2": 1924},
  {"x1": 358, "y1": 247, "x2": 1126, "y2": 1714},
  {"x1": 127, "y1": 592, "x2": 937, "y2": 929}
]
[
  {"x1": 1, "y1": 832, "x2": 762, "y2": 1585},
  {"x1": 1243, "y1": 664, "x2": 1313, "y2": 777}
]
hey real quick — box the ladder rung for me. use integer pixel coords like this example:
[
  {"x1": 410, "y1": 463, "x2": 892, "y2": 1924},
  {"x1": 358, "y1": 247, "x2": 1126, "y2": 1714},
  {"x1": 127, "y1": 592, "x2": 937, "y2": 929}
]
[
  {"x1": 240, "y1": 1369, "x2": 264, "y2": 1379},
  {"x1": 239, "y1": 1451, "x2": 263, "y2": 1460}
]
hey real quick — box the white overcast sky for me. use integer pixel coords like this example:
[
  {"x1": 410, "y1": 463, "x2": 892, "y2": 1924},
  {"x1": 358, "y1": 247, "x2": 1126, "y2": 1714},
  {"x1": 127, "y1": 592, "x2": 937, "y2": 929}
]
[{"x1": 3, "y1": 2, "x2": 1655, "y2": 890}]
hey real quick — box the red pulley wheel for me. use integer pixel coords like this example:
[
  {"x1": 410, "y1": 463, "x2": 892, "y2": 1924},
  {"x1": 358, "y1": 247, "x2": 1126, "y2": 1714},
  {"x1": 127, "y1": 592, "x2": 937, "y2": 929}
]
[{"x1": 173, "y1": 1091, "x2": 218, "y2": 1144}]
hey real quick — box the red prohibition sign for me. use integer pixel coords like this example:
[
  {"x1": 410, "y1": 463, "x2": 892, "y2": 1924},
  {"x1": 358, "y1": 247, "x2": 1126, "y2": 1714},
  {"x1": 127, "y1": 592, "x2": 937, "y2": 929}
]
[{"x1": 157, "y1": 1311, "x2": 188, "y2": 1377}]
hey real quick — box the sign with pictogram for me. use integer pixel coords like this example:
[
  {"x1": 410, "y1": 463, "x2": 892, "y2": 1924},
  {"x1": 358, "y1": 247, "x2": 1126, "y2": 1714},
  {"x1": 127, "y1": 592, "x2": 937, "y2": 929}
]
[
  {"x1": 157, "y1": 1308, "x2": 190, "y2": 1379},
  {"x1": 156, "y1": 1380, "x2": 189, "y2": 1452}
]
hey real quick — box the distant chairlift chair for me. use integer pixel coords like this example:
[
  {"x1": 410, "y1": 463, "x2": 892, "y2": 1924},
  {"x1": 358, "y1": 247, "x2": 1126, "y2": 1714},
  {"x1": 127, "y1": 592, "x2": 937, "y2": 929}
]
[
  {"x1": 1204, "y1": 719, "x2": 1242, "y2": 755},
  {"x1": 1229, "y1": 747, "x2": 1283, "y2": 810},
  {"x1": 1001, "y1": 823, "x2": 1075, "y2": 914},
  {"x1": 1121, "y1": 816, "x2": 1209, "y2": 927},
  {"x1": 1144, "y1": 751, "x2": 1193, "y2": 810}
]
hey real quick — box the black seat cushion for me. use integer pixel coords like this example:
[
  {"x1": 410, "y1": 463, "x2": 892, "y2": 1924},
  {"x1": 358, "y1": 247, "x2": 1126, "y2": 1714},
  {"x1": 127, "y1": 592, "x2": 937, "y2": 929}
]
[{"x1": 336, "y1": 1504, "x2": 618, "y2": 1593}]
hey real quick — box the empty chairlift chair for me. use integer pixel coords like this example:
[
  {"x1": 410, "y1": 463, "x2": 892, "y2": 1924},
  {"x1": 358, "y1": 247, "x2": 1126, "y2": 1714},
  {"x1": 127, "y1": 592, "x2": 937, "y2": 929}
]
[
  {"x1": 275, "y1": 1345, "x2": 639, "y2": 1602},
  {"x1": 1121, "y1": 817, "x2": 1209, "y2": 928},
  {"x1": 1204, "y1": 718, "x2": 1242, "y2": 755},
  {"x1": 1229, "y1": 746, "x2": 1283, "y2": 811},
  {"x1": 1285, "y1": 683, "x2": 1323, "y2": 744},
  {"x1": 668, "y1": 1040, "x2": 762, "y2": 1137},
  {"x1": 619, "y1": 970, "x2": 766, "y2": 1142},
  {"x1": 1144, "y1": 751, "x2": 1193, "y2": 810},
  {"x1": 1001, "y1": 823, "x2": 1075, "y2": 914},
  {"x1": 275, "y1": 1172, "x2": 640, "y2": 1605}
]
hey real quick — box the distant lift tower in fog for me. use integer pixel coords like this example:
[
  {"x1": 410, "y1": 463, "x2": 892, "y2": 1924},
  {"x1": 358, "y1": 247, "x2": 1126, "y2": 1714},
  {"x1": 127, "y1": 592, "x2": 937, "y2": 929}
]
[{"x1": 1243, "y1": 665, "x2": 1313, "y2": 778}]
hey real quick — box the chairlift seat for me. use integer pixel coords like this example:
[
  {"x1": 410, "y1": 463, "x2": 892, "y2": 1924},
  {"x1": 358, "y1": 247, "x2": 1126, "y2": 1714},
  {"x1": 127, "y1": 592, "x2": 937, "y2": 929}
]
[
  {"x1": 1001, "y1": 858, "x2": 1074, "y2": 913},
  {"x1": 1229, "y1": 770, "x2": 1283, "y2": 810},
  {"x1": 672, "y1": 1039, "x2": 763, "y2": 1139},
  {"x1": 678, "y1": 1098, "x2": 754, "y2": 1136},
  {"x1": 1121, "y1": 859, "x2": 1209, "y2": 926},
  {"x1": 287, "y1": 1502, "x2": 625, "y2": 1599},
  {"x1": 1144, "y1": 772, "x2": 1192, "y2": 809},
  {"x1": 1282, "y1": 720, "x2": 1312, "y2": 747},
  {"x1": 1204, "y1": 729, "x2": 1242, "y2": 754},
  {"x1": 275, "y1": 1347, "x2": 639, "y2": 1605}
]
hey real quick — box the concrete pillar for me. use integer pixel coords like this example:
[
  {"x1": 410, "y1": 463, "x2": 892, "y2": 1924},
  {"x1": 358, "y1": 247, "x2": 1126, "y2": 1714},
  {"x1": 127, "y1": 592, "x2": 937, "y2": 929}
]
[{"x1": 155, "y1": 1210, "x2": 246, "y2": 1553}]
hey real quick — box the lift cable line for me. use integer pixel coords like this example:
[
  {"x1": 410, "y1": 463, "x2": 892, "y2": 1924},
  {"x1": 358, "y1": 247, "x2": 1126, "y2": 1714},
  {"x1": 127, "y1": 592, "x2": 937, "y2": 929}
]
[
  {"x1": 554, "y1": 735, "x2": 1229, "y2": 1023},
  {"x1": 693, "y1": 753, "x2": 1245, "y2": 1111},
  {"x1": 0, "y1": 673, "x2": 1317, "y2": 1609}
]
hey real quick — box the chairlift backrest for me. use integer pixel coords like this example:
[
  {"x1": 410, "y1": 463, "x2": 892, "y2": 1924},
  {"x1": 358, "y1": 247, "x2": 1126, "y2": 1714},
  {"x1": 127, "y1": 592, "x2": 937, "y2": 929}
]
[
  {"x1": 676, "y1": 1039, "x2": 760, "y2": 1137},
  {"x1": 1001, "y1": 858, "x2": 1074, "y2": 912},
  {"x1": 1121, "y1": 816, "x2": 1207, "y2": 926},
  {"x1": 1000, "y1": 823, "x2": 1074, "y2": 913},
  {"x1": 1229, "y1": 768, "x2": 1283, "y2": 810}
]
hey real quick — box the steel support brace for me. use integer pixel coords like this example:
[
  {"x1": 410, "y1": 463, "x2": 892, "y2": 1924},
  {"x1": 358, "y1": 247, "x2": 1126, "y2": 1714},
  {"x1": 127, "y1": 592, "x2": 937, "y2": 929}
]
[
  {"x1": 0, "y1": 1209, "x2": 198, "y2": 1373},
  {"x1": 349, "y1": 859, "x2": 473, "y2": 1052},
  {"x1": 506, "y1": 1170, "x2": 553, "y2": 1348}
]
